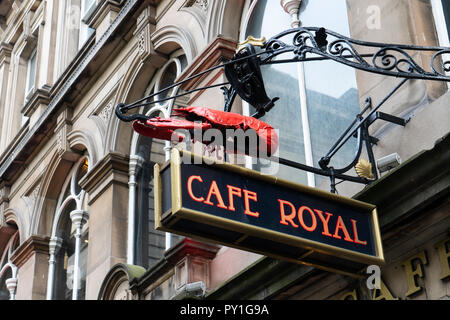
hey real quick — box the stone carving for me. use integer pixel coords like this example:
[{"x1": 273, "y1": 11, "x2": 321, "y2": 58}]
[{"x1": 98, "y1": 100, "x2": 114, "y2": 124}]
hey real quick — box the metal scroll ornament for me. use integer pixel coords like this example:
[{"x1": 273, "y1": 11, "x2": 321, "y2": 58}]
[{"x1": 116, "y1": 26, "x2": 450, "y2": 193}]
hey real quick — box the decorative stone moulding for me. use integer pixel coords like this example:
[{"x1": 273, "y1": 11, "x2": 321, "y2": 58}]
[{"x1": 280, "y1": 0, "x2": 302, "y2": 27}]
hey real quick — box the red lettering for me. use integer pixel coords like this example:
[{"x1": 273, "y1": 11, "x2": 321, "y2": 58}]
[
  {"x1": 333, "y1": 216, "x2": 354, "y2": 242},
  {"x1": 351, "y1": 219, "x2": 367, "y2": 245},
  {"x1": 298, "y1": 206, "x2": 317, "y2": 232},
  {"x1": 187, "y1": 175, "x2": 204, "y2": 202},
  {"x1": 278, "y1": 199, "x2": 299, "y2": 228},
  {"x1": 315, "y1": 210, "x2": 333, "y2": 237},
  {"x1": 227, "y1": 185, "x2": 242, "y2": 211},
  {"x1": 243, "y1": 190, "x2": 259, "y2": 217},
  {"x1": 204, "y1": 180, "x2": 228, "y2": 209}
]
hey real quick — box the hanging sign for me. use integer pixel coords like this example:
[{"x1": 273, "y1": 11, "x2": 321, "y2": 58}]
[{"x1": 155, "y1": 149, "x2": 384, "y2": 276}]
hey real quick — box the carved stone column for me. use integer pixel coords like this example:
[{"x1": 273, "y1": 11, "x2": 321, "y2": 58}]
[
  {"x1": 5, "y1": 277, "x2": 18, "y2": 300},
  {"x1": 69, "y1": 209, "x2": 89, "y2": 300},
  {"x1": 134, "y1": 4, "x2": 157, "y2": 62},
  {"x1": 10, "y1": 235, "x2": 50, "y2": 300},
  {"x1": 78, "y1": 152, "x2": 130, "y2": 300},
  {"x1": 46, "y1": 236, "x2": 62, "y2": 300},
  {"x1": 127, "y1": 155, "x2": 144, "y2": 265},
  {"x1": 280, "y1": 0, "x2": 302, "y2": 28}
]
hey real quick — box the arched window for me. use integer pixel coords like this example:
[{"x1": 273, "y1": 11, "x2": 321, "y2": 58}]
[
  {"x1": 0, "y1": 226, "x2": 19, "y2": 300},
  {"x1": 46, "y1": 155, "x2": 89, "y2": 300},
  {"x1": 129, "y1": 50, "x2": 187, "y2": 269},
  {"x1": 242, "y1": 0, "x2": 360, "y2": 189}
]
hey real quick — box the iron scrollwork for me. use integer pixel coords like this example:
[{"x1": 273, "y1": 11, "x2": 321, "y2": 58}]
[{"x1": 116, "y1": 26, "x2": 450, "y2": 193}]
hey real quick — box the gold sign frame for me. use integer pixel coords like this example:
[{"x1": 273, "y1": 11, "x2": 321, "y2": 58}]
[{"x1": 155, "y1": 149, "x2": 384, "y2": 277}]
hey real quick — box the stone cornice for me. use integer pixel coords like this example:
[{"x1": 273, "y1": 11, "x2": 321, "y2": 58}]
[
  {"x1": 0, "y1": 42, "x2": 12, "y2": 65},
  {"x1": 85, "y1": 0, "x2": 122, "y2": 30},
  {"x1": 10, "y1": 235, "x2": 50, "y2": 268},
  {"x1": 354, "y1": 132, "x2": 450, "y2": 231},
  {"x1": 78, "y1": 152, "x2": 130, "y2": 204},
  {"x1": 20, "y1": 86, "x2": 51, "y2": 117}
]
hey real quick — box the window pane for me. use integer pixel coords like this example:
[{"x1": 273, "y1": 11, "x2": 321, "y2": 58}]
[
  {"x1": 0, "y1": 268, "x2": 12, "y2": 300},
  {"x1": 83, "y1": 0, "x2": 96, "y2": 15},
  {"x1": 300, "y1": 0, "x2": 360, "y2": 188},
  {"x1": 441, "y1": 0, "x2": 450, "y2": 39},
  {"x1": 158, "y1": 62, "x2": 178, "y2": 100},
  {"x1": 74, "y1": 159, "x2": 89, "y2": 195},
  {"x1": 245, "y1": 0, "x2": 307, "y2": 184},
  {"x1": 27, "y1": 51, "x2": 37, "y2": 93},
  {"x1": 54, "y1": 201, "x2": 76, "y2": 300}
]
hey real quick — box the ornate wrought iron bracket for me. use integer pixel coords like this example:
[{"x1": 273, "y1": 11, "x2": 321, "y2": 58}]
[{"x1": 115, "y1": 26, "x2": 450, "y2": 193}]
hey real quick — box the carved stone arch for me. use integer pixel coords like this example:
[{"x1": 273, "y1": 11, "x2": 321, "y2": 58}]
[
  {"x1": 110, "y1": 24, "x2": 195, "y2": 156},
  {"x1": 107, "y1": 50, "x2": 165, "y2": 155},
  {"x1": 151, "y1": 24, "x2": 198, "y2": 62},
  {"x1": 67, "y1": 130, "x2": 100, "y2": 167},
  {"x1": 32, "y1": 149, "x2": 85, "y2": 236},
  {"x1": 98, "y1": 263, "x2": 146, "y2": 300},
  {"x1": 1, "y1": 209, "x2": 22, "y2": 247},
  {"x1": 206, "y1": 0, "x2": 245, "y2": 43}
]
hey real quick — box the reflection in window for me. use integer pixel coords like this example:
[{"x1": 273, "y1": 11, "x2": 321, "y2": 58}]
[
  {"x1": 244, "y1": 0, "x2": 360, "y2": 189},
  {"x1": 26, "y1": 49, "x2": 37, "y2": 98},
  {"x1": 300, "y1": 0, "x2": 360, "y2": 187},
  {"x1": 78, "y1": 0, "x2": 95, "y2": 49}
]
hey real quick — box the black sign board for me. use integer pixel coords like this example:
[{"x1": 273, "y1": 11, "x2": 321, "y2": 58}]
[{"x1": 155, "y1": 149, "x2": 384, "y2": 276}]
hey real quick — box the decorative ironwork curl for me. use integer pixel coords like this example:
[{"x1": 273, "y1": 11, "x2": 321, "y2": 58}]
[
  {"x1": 115, "y1": 26, "x2": 450, "y2": 193},
  {"x1": 431, "y1": 49, "x2": 450, "y2": 75},
  {"x1": 260, "y1": 27, "x2": 450, "y2": 82}
]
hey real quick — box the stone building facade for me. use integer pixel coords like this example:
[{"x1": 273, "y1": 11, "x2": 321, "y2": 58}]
[{"x1": 0, "y1": 0, "x2": 448, "y2": 300}]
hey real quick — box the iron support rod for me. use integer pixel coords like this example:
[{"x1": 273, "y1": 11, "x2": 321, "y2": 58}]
[
  {"x1": 324, "y1": 77, "x2": 409, "y2": 160},
  {"x1": 273, "y1": 156, "x2": 368, "y2": 184}
]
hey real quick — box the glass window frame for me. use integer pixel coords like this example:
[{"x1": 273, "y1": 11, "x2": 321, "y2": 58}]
[
  {"x1": 25, "y1": 48, "x2": 37, "y2": 100},
  {"x1": 47, "y1": 155, "x2": 90, "y2": 300},
  {"x1": 431, "y1": 0, "x2": 450, "y2": 84},
  {"x1": 78, "y1": 0, "x2": 96, "y2": 49},
  {"x1": 240, "y1": 0, "x2": 361, "y2": 189},
  {"x1": 129, "y1": 50, "x2": 187, "y2": 268}
]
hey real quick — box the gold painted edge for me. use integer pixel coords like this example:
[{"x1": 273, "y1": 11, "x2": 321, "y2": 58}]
[
  {"x1": 154, "y1": 163, "x2": 163, "y2": 230},
  {"x1": 155, "y1": 220, "x2": 365, "y2": 278},
  {"x1": 176, "y1": 207, "x2": 384, "y2": 266},
  {"x1": 157, "y1": 149, "x2": 384, "y2": 269},
  {"x1": 170, "y1": 148, "x2": 182, "y2": 213},
  {"x1": 372, "y1": 208, "x2": 385, "y2": 264}
]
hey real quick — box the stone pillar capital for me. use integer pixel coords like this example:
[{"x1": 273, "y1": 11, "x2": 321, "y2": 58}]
[
  {"x1": 70, "y1": 209, "x2": 89, "y2": 229},
  {"x1": 48, "y1": 236, "x2": 63, "y2": 256},
  {"x1": 280, "y1": 0, "x2": 302, "y2": 27},
  {"x1": 5, "y1": 277, "x2": 17, "y2": 299},
  {"x1": 129, "y1": 155, "x2": 145, "y2": 176},
  {"x1": 5, "y1": 277, "x2": 17, "y2": 291}
]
